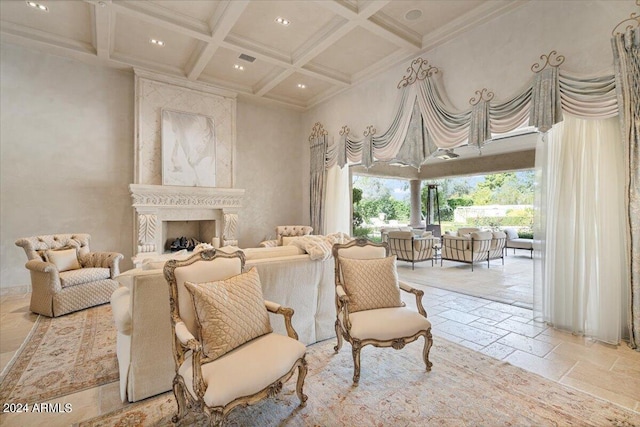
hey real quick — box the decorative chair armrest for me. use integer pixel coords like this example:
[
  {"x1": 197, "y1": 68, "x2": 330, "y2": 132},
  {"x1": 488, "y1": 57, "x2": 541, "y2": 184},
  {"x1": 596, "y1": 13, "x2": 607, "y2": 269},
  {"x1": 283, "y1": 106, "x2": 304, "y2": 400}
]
[
  {"x1": 25, "y1": 259, "x2": 61, "y2": 293},
  {"x1": 258, "y1": 239, "x2": 278, "y2": 248},
  {"x1": 398, "y1": 281, "x2": 427, "y2": 318},
  {"x1": 81, "y1": 252, "x2": 124, "y2": 278},
  {"x1": 174, "y1": 321, "x2": 206, "y2": 398},
  {"x1": 336, "y1": 285, "x2": 352, "y2": 330},
  {"x1": 25, "y1": 259, "x2": 57, "y2": 273},
  {"x1": 265, "y1": 300, "x2": 299, "y2": 340},
  {"x1": 175, "y1": 321, "x2": 200, "y2": 350},
  {"x1": 336, "y1": 284, "x2": 348, "y2": 300}
]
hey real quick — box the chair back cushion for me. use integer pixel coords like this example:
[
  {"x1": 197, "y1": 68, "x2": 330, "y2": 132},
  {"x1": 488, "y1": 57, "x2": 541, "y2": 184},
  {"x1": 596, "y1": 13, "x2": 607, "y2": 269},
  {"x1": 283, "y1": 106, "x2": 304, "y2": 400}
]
[
  {"x1": 184, "y1": 267, "x2": 272, "y2": 362},
  {"x1": 173, "y1": 255, "x2": 243, "y2": 335},
  {"x1": 338, "y1": 256, "x2": 402, "y2": 312},
  {"x1": 336, "y1": 245, "x2": 386, "y2": 260},
  {"x1": 458, "y1": 227, "x2": 481, "y2": 236}
]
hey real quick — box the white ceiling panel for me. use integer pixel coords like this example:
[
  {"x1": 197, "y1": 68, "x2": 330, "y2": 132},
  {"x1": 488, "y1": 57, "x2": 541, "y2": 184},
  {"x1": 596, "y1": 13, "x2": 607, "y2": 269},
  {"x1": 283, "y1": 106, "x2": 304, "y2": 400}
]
[
  {"x1": 308, "y1": 27, "x2": 399, "y2": 77},
  {"x1": 146, "y1": 0, "x2": 222, "y2": 24},
  {"x1": 0, "y1": 0, "x2": 93, "y2": 45},
  {"x1": 200, "y1": 46, "x2": 285, "y2": 91},
  {"x1": 267, "y1": 72, "x2": 333, "y2": 103},
  {"x1": 377, "y1": 0, "x2": 488, "y2": 36},
  {"x1": 113, "y1": 12, "x2": 199, "y2": 70},
  {"x1": 229, "y1": 0, "x2": 336, "y2": 56}
]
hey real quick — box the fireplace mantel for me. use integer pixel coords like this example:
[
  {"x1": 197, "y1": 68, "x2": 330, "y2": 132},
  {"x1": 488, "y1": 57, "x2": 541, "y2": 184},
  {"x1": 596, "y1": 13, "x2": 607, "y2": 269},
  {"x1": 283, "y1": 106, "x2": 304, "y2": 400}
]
[
  {"x1": 129, "y1": 184, "x2": 245, "y2": 264},
  {"x1": 130, "y1": 184, "x2": 244, "y2": 209}
]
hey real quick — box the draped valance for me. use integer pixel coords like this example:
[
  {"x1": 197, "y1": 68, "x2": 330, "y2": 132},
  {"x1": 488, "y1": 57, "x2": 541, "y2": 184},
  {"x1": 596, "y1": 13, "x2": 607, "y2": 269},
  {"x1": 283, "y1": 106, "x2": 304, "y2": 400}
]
[{"x1": 323, "y1": 52, "x2": 618, "y2": 170}]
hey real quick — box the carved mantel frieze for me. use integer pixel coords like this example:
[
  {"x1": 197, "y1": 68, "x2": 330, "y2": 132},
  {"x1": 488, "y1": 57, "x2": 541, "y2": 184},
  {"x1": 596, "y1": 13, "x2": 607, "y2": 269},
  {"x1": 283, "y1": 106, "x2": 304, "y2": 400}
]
[{"x1": 130, "y1": 184, "x2": 244, "y2": 209}]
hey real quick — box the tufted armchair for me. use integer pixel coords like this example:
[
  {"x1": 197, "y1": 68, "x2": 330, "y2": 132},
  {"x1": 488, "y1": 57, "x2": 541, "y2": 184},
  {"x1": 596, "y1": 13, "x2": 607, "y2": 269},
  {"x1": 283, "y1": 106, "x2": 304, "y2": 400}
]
[
  {"x1": 15, "y1": 233, "x2": 123, "y2": 317},
  {"x1": 164, "y1": 249, "x2": 308, "y2": 426},
  {"x1": 332, "y1": 238, "x2": 433, "y2": 385},
  {"x1": 259, "y1": 225, "x2": 313, "y2": 248}
]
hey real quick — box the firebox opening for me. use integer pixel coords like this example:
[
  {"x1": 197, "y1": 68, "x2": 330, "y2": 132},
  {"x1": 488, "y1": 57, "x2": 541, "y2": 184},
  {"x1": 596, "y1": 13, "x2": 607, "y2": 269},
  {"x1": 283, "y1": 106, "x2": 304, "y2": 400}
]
[{"x1": 163, "y1": 220, "x2": 216, "y2": 252}]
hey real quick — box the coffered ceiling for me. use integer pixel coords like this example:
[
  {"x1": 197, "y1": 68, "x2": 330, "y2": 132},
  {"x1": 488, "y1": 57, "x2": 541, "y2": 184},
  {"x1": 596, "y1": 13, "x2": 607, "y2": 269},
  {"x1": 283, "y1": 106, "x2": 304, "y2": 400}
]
[{"x1": 0, "y1": 0, "x2": 526, "y2": 110}]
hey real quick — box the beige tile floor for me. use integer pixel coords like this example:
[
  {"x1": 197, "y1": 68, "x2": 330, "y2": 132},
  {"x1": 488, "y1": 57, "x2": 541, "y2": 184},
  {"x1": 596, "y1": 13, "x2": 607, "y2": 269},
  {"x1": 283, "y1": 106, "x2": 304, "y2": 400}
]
[{"x1": 1, "y1": 265, "x2": 639, "y2": 426}]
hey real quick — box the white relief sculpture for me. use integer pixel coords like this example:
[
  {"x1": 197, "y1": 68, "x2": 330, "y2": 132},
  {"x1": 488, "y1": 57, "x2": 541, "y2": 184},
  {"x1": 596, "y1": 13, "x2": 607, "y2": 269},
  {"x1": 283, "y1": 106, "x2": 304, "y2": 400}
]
[{"x1": 162, "y1": 110, "x2": 216, "y2": 187}]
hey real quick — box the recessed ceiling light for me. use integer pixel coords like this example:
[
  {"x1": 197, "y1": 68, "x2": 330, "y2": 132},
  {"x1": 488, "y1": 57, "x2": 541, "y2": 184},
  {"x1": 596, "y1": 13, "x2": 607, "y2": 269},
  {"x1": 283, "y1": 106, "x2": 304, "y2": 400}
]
[
  {"x1": 297, "y1": 84, "x2": 306, "y2": 89},
  {"x1": 233, "y1": 64, "x2": 244, "y2": 71},
  {"x1": 275, "y1": 17, "x2": 290, "y2": 26},
  {"x1": 150, "y1": 39, "x2": 165, "y2": 46},
  {"x1": 26, "y1": 1, "x2": 48, "y2": 11},
  {"x1": 404, "y1": 9, "x2": 423, "y2": 21}
]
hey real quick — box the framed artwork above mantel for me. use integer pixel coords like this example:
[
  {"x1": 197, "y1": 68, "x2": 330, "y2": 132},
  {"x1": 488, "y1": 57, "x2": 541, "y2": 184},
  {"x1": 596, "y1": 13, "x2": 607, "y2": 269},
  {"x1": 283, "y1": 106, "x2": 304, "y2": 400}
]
[{"x1": 161, "y1": 109, "x2": 216, "y2": 187}]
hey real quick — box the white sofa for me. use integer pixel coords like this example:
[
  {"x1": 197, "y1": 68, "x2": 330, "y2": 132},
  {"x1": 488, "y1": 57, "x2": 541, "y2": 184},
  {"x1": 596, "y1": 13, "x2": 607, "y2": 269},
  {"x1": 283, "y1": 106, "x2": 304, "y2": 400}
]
[{"x1": 110, "y1": 245, "x2": 335, "y2": 403}]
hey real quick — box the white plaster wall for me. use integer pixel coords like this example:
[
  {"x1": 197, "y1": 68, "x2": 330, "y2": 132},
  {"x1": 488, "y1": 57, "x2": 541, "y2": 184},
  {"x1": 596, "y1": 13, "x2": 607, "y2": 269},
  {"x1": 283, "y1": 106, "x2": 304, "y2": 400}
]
[
  {"x1": 303, "y1": 0, "x2": 630, "y2": 141},
  {"x1": 0, "y1": 43, "x2": 134, "y2": 291},
  {"x1": 235, "y1": 100, "x2": 306, "y2": 247}
]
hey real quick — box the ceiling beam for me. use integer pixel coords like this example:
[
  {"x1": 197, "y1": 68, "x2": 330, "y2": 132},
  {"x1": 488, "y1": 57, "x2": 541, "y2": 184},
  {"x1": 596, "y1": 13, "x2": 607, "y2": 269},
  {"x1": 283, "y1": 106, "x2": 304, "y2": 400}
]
[
  {"x1": 186, "y1": 0, "x2": 249, "y2": 81},
  {"x1": 90, "y1": 0, "x2": 112, "y2": 61},
  {"x1": 313, "y1": 0, "x2": 419, "y2": 51},
  {"x1": 291, "y1": 16, "x2": 354, "y2": 67}
]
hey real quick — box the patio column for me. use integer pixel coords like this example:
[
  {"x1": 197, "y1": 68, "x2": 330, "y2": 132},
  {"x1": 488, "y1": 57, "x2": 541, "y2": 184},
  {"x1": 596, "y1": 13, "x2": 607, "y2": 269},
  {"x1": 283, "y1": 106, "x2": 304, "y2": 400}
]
[{"x1": 409, "y1": 179, "x2": 423, "y2": 228}]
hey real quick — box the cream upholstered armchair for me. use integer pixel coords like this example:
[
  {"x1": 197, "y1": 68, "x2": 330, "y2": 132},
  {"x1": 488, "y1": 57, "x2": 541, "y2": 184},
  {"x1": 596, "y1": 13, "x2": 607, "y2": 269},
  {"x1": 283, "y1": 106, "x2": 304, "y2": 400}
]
[
  {"x1": 15, "y1": 233, "x2": 123, "y2": 317},
  {"x1": 332, "y1": 238, "x2": 433, "y2": 385},
  {"x1": 387, "y1": 230, "x2": 437, "y2": 269},
  {"x1": 163, "y1": 249, "x2": 308, "y2": 426},
  {"x1": 441, "y1": 230, "x2": 506, "y2": 271},
  {"x1": 259, "y1": 225, "x2": 313, "y2": 247}
]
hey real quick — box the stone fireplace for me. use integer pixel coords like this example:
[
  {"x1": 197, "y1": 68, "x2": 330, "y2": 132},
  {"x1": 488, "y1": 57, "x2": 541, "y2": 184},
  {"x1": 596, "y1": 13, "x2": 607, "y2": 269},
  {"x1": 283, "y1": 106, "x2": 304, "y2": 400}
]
[
  {"x1": 131, "y1": 70, "x2": 243, "y2": 266},
  {"x1": 130, "y1": 184, "x2": 244, "y2": 265}
]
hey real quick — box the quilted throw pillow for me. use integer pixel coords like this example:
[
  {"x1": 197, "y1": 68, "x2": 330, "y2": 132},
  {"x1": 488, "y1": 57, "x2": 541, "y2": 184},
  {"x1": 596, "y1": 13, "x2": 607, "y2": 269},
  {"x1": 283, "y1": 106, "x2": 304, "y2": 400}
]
[
  {"x1": 339, "y1": 255, "x2": 402, "y2": 313},
  {"x1": 45, "y1": 248, "x2": 81, "y2": 272},
  {"x1": 184, "y1": 267, "x2": 273, "y2": 362}
]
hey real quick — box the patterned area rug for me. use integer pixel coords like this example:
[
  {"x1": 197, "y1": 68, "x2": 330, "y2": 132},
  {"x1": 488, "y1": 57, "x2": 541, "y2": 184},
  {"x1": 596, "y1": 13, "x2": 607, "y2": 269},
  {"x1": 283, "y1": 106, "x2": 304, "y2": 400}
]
[
  {"x1": 80, "y1": 337, "x2": 640, "y2": 427},
  {"x1": 0, "y1": 304, "x2": 118, "y2": 404}
]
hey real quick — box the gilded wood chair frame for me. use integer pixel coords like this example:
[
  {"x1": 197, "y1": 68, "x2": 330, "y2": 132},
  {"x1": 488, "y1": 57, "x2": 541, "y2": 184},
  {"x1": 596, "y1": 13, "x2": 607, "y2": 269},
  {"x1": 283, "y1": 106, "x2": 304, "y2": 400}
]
[
  {"x1": 332, "y1": 238, "x2": 433, "y2": 385},
  {"x1": 164, "y1": 249, "x2": 308, "y2": 426}
]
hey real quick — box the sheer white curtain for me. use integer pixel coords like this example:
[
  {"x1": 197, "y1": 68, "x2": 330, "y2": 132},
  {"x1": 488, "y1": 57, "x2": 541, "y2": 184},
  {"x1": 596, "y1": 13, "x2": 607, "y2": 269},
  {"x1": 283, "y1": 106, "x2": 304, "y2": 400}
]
[
  {"x1": 534, "y1": 114, "x2": 628, "y2": 344},
  {"x1": 324, "y1": 165, "x2": 350, "y2": 235}
]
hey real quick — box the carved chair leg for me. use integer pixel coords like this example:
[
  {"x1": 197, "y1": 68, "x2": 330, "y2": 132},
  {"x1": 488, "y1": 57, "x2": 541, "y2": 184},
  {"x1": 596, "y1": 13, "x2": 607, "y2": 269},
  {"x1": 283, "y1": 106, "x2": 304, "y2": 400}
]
[
  {"x1": 296, "y1": 358, "x2": 309, "y2": 407},
  {"x1": 351, "y1": 340, "x2": 362, "y2": 385},
  {"x1": 171, "y1": 376, "x2": 187, "y2": 424},
  {"x1": 423, "y1": 330, "x2": 433, "y2": 372},
  {"x1": 334, "y1": 320, "x2": 343, "y2": 353}
]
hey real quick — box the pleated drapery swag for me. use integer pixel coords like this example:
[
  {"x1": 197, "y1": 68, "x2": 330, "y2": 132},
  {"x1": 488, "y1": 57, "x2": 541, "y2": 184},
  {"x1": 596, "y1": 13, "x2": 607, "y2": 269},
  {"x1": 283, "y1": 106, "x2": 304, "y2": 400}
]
[
  {"x1": 309, "y1": 123, "x2": 328, "y2": 236},
  {"x1": 612, "y1": 27, "x2": 640, "y2": 350},
  {"x1": 323, "y1": 53, "x2": 619, "y2": 172}
]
